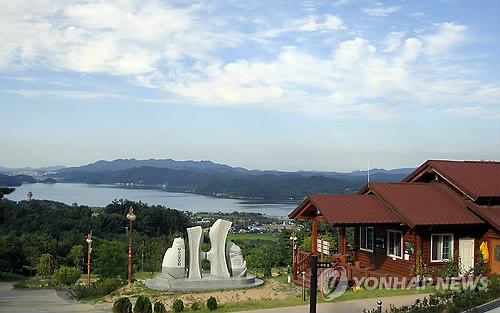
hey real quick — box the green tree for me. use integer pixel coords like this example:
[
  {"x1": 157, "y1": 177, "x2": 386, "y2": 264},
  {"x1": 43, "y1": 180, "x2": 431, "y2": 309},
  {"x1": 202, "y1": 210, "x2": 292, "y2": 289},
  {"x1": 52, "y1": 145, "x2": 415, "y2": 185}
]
[
  {"x1": 247, "y1": 245, "x2": 277, "y2": 277},
  {"x1": 0, "y1": 187, "x2": 15, "y2": 199},
  {"x1": 144, "y1": 240, "x2": 166, "y2": 277},
  {"x1": 0, "y1": 234, "x2": 26, "y2": 273},
  {"x1": 299, "y1": 233, "x2": 337, "y2": 252},
  {"x1": 67, "y1": 244, "x2": 84, "y2": 268},
  {"x1": 94, "y1": 240, "x2": 128, "y2": 279},
  {"x1": 37, "y1": 253, "x2": 55, "y2": 278},
  {"x1": 53, "y1": 266, "x2": 81, "y2": 285}
]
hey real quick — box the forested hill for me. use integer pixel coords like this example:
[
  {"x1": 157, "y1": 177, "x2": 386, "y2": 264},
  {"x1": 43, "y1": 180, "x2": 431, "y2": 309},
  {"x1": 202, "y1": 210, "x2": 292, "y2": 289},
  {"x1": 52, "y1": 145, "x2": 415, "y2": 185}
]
[{"x1": 50, "y1": 159, "x2": 414, "y2": 200}]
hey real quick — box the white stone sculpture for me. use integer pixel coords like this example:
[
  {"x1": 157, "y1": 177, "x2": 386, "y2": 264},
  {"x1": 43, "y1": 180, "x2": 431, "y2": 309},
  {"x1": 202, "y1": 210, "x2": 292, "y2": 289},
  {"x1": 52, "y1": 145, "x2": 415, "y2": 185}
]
[
  {"x1": 187, "y1": 226, "x2": 205, "y2": 279},
  {"x1": 226, "y1": 241, "x2": 247, "y2": 277},
  {"x1": 206, "y1": 219, "x2": 232, "y2": 279},
  {"x1": 161, "y1": 237, "x2": 185, "y2": 279},
  {"x1": 146, "y1": 219, "x2": 258, "y2": 291}
]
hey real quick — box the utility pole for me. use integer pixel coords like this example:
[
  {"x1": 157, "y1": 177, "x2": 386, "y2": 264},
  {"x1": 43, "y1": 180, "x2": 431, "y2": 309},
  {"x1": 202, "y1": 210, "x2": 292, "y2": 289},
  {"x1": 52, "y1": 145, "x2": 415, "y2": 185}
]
[
  {"x1": 86, "y1": 232, "x2": 92, "y2": 286},
  {"x1": 126, "y1": 206, "x2": 136, "y2": 285}
]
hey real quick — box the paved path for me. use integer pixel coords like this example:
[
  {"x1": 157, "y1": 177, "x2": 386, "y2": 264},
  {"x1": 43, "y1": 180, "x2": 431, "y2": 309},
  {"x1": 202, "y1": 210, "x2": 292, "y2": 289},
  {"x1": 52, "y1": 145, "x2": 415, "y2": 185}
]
[
  {"x1": 0, "y1": 282, "x2": 109, "y2": 313},
  {"x1": 233, "y1": 294, "x2": 429, "y2": 313}
]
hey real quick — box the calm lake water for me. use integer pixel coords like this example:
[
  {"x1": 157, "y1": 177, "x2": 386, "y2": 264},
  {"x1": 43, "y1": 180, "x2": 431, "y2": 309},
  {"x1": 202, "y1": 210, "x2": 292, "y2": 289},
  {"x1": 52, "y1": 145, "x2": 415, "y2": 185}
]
[{"x1": 5, "y1": 183, "x2": 300, "y2": 217}]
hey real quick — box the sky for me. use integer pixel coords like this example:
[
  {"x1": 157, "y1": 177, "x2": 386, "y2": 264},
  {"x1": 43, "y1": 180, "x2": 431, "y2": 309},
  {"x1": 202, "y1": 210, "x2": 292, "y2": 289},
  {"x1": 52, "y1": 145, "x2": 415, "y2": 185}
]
[{"x1": 0, "y1": 0, "x2": 499, "y2": 172}]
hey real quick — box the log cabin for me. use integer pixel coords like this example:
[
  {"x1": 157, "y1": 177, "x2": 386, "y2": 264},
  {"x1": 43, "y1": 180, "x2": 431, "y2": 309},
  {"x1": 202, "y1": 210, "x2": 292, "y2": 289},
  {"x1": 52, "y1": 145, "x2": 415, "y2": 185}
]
[{"x1": 289, "y1": 160, "x2": 500, "y2": 284}]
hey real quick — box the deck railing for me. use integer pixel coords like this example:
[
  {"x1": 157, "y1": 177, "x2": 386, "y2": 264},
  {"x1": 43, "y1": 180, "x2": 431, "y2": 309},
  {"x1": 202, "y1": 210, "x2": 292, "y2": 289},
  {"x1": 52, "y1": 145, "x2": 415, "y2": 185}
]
[{"x1": 293, "y1": 250, "x2": 406, "y2": 289}]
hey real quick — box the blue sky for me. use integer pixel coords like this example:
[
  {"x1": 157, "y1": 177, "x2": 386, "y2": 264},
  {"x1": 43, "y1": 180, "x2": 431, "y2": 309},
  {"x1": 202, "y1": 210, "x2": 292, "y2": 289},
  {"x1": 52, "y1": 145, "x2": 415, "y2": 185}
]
[{"x1": 1, "y1": 0, "x2": 499, "y2": 172}]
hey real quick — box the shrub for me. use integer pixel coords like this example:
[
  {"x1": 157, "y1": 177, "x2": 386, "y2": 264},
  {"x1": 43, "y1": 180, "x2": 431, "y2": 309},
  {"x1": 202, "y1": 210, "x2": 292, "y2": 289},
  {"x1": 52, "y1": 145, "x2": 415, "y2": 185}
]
[
  {"x1": 207, "y1": 296, "x2": 218, "y2": 311},
  {"x1": 133, "y1": 295, "x2": 152, "y2": 313},
  {"x1": 190, "y1": 301, "x2": 201, "y2": 311},
  {"x1": 172, "y1": 299, "x2": 184, "y2": 312},
  {"x1": 486, "y1": 274, "x2": 500, "y2": 299},
  {"x1": 153, "y1": 301, "x2": 167, "y2": 313},
  {"x1": 472, "y1": 249, "x2": 490, "y2": 276},
  {"x1": 363, "y1": 276, "x2": 500, "y2": 313},
  {"x1": 53, "y1": 266, "x2": 81, "y2": 285},
  {"x1": 73, "y1": 277, "x2": 124, "y2": 300},
  {"x1": 113, "y1": 297, "x2": 132, "y2": 313},
  {"x1": 439, "y1": 252, "x2": 461, "y2": 278}
]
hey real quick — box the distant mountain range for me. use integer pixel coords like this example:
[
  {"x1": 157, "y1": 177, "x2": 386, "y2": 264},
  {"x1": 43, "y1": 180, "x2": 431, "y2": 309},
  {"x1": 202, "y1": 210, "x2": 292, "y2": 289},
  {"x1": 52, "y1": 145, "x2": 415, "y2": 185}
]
[
  {"x1": 0, "y1": 158, "x2": 415, "y2": 200},
  {"x1": 0, "y1": 165, "x2": 65, "y2": 173}
]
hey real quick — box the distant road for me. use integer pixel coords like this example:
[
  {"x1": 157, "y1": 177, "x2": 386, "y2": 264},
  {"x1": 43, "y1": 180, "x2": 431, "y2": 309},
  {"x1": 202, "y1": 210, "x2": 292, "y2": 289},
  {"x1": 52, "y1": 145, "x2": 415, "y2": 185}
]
[{"x1": 0, "y1": 282, "x2": 110, "y2": 313}]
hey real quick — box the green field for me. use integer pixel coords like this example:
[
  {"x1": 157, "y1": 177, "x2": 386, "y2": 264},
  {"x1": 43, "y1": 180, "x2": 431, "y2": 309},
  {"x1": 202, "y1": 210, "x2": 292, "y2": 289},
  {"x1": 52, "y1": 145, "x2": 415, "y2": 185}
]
[{"x1": 227, "y1": 233, "x2": 279, "y2": 242}]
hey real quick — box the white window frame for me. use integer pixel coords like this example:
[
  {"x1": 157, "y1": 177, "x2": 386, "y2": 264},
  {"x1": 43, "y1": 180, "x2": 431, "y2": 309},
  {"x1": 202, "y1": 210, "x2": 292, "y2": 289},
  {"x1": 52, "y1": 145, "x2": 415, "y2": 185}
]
[
  {"x1": 359, "y1": 227, "x2": 374, "y2": 252},
  {"x1": 430, "y1": 233, "x2": 454, "y2": 263},
  {"x1": 387, "y1": 229, "x2": 403, "y2": 259}
]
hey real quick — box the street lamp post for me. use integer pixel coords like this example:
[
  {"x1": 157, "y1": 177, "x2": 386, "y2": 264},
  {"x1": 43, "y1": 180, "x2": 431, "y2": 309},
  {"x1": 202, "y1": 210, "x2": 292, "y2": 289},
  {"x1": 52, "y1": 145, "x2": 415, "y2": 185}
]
[
  {"x1": 86, "y1": 232, "x2": 92, "y2": 286},
  {"x1": 290, "y1": 232, "x2": 297, "y2": 281},
  {"x1": 126, "y1": 206, "x2": 136, "y2": 285}
]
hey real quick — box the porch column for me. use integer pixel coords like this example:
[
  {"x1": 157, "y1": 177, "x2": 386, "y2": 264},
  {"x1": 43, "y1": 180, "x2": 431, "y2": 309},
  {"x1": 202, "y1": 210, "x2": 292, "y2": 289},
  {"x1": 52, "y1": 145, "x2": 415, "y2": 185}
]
[
  {"x1": 341, "y1": 226, "x2": 346, "y2": 262},
  {"x1": 312, "y1": 218, "x2": 318, "y2": 255}
]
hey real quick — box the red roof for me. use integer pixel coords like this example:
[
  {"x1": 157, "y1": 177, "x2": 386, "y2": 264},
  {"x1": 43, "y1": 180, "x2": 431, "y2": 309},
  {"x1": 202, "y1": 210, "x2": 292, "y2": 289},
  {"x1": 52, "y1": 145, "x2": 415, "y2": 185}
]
[
  {"x1": 288, "y1": 194, "x2": 403, "y2": 225},
  {"x1": 368, "y1": 182, "x2": 485, "y2": 228},
  {"x1": 466, "y1": 201, "x2": 500, "y2": 232},
  {"x1": 404, "y1": 160, "x2": 500, "y2": 200}
]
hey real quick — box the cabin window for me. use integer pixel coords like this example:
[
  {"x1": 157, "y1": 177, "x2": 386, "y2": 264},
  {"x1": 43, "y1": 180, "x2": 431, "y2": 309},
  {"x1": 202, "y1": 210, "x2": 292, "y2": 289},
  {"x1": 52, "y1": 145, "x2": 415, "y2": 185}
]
[
  {"x1": 387, "y1": 229, "x2": 403, "y2": 259},
  {"x1": 360, "y1": 227, "x2": 374, "y2": 252},
  {"x1": 431, "y1": 234, "x2": 454, "y2": 262}
]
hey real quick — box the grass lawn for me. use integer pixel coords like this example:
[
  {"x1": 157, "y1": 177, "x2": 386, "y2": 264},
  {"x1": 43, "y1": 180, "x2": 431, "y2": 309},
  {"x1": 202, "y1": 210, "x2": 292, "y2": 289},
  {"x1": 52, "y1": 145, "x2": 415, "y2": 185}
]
[
  {"x1": 108, "y1": 272, "x2": 434, "y2": 313},
  {"x1": 3, "y1": 270, "x2": 435, "y2": 312},
  {"x1": 134, "y1": 271, "x2": 160, "y2": 280},
  {"x1": 208, "y1": 287, "x2": 435, "y2": 312}
]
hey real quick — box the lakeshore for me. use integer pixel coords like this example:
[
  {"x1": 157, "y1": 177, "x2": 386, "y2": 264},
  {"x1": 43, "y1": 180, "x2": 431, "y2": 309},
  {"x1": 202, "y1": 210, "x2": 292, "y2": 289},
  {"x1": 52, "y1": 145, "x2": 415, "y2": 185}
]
[{"x1": 5, "y1": 183, "x2": 299, "y2": 217}]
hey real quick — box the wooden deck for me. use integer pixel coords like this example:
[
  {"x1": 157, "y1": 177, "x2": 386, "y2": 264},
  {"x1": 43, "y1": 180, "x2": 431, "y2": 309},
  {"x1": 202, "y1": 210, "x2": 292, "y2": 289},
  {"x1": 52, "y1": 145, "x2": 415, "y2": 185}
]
[{"x1": 293, "y1": 250, "x2": 408, "y2": 289}]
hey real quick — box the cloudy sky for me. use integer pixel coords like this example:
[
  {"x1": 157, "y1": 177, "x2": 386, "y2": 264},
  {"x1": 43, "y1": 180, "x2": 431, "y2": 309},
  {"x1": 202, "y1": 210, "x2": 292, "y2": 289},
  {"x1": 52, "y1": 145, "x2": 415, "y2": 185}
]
[{"x1": 1, "y1": 0, "x2": 499, "y2": 171}]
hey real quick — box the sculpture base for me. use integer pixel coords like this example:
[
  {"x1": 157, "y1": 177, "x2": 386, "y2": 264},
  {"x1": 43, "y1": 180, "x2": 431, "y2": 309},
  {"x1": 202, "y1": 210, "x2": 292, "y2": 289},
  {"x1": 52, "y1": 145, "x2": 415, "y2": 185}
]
[{"x1": 145, "y1": 274, "x2": 264, "y2": 291}]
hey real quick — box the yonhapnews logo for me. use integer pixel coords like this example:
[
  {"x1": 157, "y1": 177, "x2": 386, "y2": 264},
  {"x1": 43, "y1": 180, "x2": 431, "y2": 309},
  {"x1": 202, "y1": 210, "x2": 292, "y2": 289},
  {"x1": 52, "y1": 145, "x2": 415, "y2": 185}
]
[
  {"x1": 320, "y1": 265, "x2": 349, "y2": 301},
  {"x1": 320, "y1": 266, "x2": 488, "y2": 302}
]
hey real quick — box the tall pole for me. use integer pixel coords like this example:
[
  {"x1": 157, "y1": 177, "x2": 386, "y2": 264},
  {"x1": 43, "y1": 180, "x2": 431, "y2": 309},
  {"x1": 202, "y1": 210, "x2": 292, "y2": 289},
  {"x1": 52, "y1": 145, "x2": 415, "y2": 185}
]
[
  {"x1": 312, "y1": 218, "x2": 318, "y2": 255},
  {"x1": 310, "y1": 217, "x2": 318, "y2": 313},
  {"x1": 126, "y1": 206, "x2": 136, "y2": 285},
  {"x1": 128, "y1": 216, "x2": 132, "y2": 285},
  {"x1": 86, "y1": 232, "x2": 92, "y2": 286},
  {"x1": 290, "y1": 232, "x2": 297, "y2": 281},
  {"x1": 310, "y1": 255, "x2": 318, "y2": 313}
]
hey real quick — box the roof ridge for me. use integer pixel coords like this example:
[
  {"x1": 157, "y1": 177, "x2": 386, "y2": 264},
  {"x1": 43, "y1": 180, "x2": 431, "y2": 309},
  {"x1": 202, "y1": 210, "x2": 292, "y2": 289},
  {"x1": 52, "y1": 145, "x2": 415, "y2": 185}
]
[
  {"x1": 371, "y1": 182, "x2": 431, "y2": 185},
  {"x1": 429, "y1": 159, "x2": 500, "y2": 164}
]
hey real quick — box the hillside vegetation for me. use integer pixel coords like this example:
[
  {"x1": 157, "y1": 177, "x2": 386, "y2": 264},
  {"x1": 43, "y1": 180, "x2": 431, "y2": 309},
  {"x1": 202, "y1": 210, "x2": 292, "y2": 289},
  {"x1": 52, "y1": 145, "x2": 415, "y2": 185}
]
[{"x1": 48, "y1": 159, "x2": 411, "y2": 200}]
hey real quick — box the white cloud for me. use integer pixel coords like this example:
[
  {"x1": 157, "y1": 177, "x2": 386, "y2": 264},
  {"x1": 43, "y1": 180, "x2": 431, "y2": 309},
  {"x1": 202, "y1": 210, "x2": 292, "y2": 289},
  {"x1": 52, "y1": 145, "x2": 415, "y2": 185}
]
[
  {"x1": 384, "y1": 32, "x2": 405, "y2": 52},
  {"x1": 153, "y1": 24, "x2": 496, "y2": 120},
  {"x1": 3, "y1": 88, "x2": 125, "y2": 99},
  {"x1": 362, "y1": 6, "x2": 401, "y2": 17},
  {"x1": 408, "y1": 11, "x2": 425, "y2": 17},
  {"x1": 0, "y1": 0, "x2": 240, "y2": 74},
  {"x1": 0, "y1": 1, "x2": 497, "y2": 120},
  {"x1": 257, "y1": 15, "x2": 346, "y2": 39},
  {"x1": 421, "y1": 22, "x2": 467, "y2": 55}
]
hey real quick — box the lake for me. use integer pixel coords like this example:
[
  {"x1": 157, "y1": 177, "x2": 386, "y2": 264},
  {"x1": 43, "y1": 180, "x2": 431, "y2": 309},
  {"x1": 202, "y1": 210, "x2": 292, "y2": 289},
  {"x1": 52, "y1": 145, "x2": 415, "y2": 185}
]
[{"x1": 5, "y1": 183, "x2": 300, "y2": 217}]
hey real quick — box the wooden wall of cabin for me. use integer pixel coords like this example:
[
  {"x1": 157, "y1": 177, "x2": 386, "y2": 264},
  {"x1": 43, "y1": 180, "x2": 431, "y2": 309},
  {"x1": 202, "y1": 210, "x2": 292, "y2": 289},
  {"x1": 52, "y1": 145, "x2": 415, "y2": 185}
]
[
  {"x1": 479, "y1": 228, "x2": 500, "y2": 275},
  {"x1": 353, "y1": 224, "x2": 499, "y2": 277},
  {"x1": 417, "y1": 225, "x2": 494, "y2": 274},
  {"x1": 354, "y1": 225, "x2": 415, "y2": 278}
]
